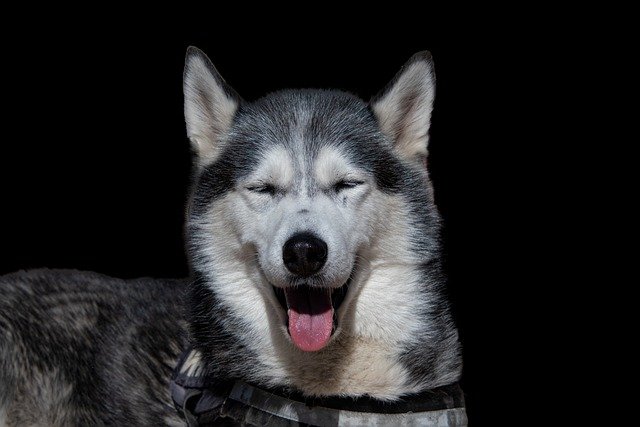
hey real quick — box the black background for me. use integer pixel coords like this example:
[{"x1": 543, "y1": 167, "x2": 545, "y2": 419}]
[{"x1": 0, "y1": 23, "x2": 531, "y2": 424}]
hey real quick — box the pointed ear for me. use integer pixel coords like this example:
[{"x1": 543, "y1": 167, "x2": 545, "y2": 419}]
[
  {"x1": 370, "y1": 51, "x2": 436, "y2": 165},
  {"x1": 184, "y1": 46, "x2": 241, "y2": 166}
]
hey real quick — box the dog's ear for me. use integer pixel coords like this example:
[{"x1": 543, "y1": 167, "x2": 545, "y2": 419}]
[
  {"x1": 370, "y1": 52, "x2": 435, "y2": 166},
  {"x1": 184, "y1": 46, "x2": 241, "y2": 166}
]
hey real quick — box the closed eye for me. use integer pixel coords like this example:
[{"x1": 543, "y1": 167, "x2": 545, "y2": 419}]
[
  {"x1": 246, "y1": 183, "x2": 278, "y2": 195},
  {"x1": 333, "y1": 180, "x2": 364, "y2": 192}
]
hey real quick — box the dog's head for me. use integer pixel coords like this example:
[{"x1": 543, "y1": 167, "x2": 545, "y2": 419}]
[{"x1": 184, "y1": 47, "x2": 443, "y2": 356}]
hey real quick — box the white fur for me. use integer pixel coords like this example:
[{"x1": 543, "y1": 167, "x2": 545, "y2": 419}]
[
  {"x1": 314, "y1": 146, "x2": 368, "y2": 189},
  {"x1": 180, "y1": 349, "x2": 204, "y2": 377},
  {"x1": 237, "y1": 146, "x2": 366, "y2": 292},
  {"x1": 190, "y1": 192, "x2": 288, "y2": 380},
  {"x1": 249, "y1": 146, "x2": 296, "y2": 189},
  {"x1": 184, "y1": 51, "x2": 238, "y2": 166},
  {"x1": 371, "y1": 58, "x2": 435, "y2": 162}
]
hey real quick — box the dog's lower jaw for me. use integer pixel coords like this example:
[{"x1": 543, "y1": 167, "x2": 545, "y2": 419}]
[
  {"x1": 262, "y1": 305, "x2": 428, "y2": 399},
  {"x1": 271, "y1": 332, "x2": 421, "y2": 401}
]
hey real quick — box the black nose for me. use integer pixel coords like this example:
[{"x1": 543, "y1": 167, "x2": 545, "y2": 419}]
[{"x1": 283, "y1": 233, "x2": 328, "y2": 277}]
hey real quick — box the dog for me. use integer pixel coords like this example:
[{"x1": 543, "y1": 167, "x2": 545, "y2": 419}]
[{"x1": 0, "y1": 47, "x2": 464, "y2": 426}]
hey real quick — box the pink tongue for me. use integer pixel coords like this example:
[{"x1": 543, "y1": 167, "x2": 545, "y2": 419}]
[{"x1": 285, "y1": 287, "x2": 334, "y2": 352}]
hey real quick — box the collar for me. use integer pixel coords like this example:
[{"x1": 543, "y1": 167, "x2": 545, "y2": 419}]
[{"x1": 170, "y1": 347, "x2": 467, "y2": 426}]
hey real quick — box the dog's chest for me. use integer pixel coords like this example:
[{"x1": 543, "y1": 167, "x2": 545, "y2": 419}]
[{"x1": 256, "y1": 335, "x2": 415, "y2": 400}]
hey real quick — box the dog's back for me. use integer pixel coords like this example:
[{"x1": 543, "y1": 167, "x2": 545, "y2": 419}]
[{"x1": 0, "y1": 269, "x2": 188, "y2": 426}]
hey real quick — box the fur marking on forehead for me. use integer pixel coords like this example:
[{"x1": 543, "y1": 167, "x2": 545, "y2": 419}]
[
  {"x1": 314, "y1": 146, "x2": 362, "y2": 187},
  {"x1": 249, "y1": 146, "x2": 295, "y2": 188}
]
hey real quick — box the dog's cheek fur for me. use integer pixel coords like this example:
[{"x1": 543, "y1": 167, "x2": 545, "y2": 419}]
[
  {"x1": 187, "y1": 193, "x2": 292, "y2": 374},
  {"x1": 233, "y1": 146, "x2": 297, "y2": 286}
]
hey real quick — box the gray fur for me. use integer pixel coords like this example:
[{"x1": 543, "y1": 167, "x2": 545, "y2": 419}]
[
  {"x1": 0, "y1": 269, "x2": 188, "y2": 425},
  {"x1": 0, "y1": 48, "x2": 462, "y2": 425}
]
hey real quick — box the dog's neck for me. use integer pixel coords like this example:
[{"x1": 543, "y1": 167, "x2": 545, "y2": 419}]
[{"x1": 171, "y1": 346, "x2": 467, "y2": 426}]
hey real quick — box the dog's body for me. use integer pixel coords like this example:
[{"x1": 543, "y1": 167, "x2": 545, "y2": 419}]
[
  {"x1": 0, "y1": 270, "x2": 188, "y2": 425},
  {"x1": 1, "y1": 48, "x2": 463, "y2": 426}
]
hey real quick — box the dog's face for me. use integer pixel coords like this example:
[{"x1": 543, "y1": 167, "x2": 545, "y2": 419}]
[
  {"x1": 212, "y1": 99, "x2": 395, "y2": 352},
  {"x1": 184, "y1": 48, "x2": 439, "y2": 354}
]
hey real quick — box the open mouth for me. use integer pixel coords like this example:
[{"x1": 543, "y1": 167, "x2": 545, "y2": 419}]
[{"x1": 273, "y1": 280, "x2": 350, "y2": 352}]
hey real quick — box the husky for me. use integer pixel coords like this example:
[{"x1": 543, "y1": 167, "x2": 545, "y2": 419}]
[{"x1": 0, "y1": 47, "x2": 464, "y2": 426}]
